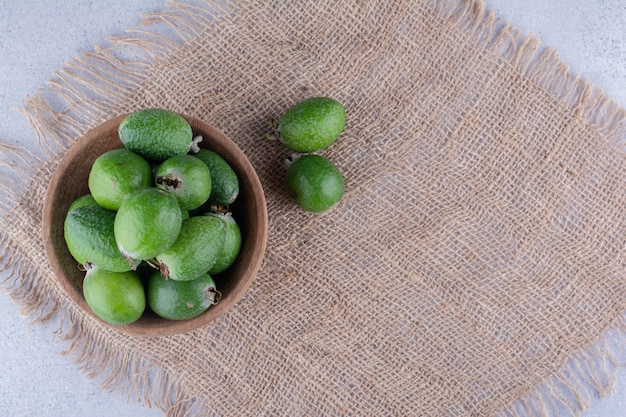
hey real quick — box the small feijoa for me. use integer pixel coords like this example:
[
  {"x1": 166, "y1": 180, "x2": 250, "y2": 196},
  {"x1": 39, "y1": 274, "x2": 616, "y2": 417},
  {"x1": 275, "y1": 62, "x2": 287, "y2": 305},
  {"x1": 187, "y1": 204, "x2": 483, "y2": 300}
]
[
  {"x1": 155, "y1": 215, "x2": 226, "y2": 281},
  {"x1": 88, "y1": 148, "x2": 153, "y2": 211},
  {"x1": 278, "y1": 97, "x2": 346, "y2": 153},
  {"x1": 118, "y1": 108, "x2": 196, "y2": 161},
  {"x1": 155, "y1": 154, "x2": 212, "y2": 211},
  {"x1": 114, "y1": 187, "x2": 183, "y2": 260},
  {"x1": 147, "y1": 271, "x2": 221, "y2": 321},
  {"x1": 285, "y1": 154, "x2": 344, "y2": 212},
  {"x1": 194, "y1": 149, "x2": 239, "y2": 206},
  {"x1": 83, "y1": 267, "x2": 146, "y2": 325}
]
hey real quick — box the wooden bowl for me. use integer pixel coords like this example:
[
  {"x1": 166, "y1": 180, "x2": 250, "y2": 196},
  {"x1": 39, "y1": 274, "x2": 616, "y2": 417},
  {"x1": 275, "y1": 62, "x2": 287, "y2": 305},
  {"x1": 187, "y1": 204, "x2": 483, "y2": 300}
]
[{"x1": 42, "y1": 114, "x2": 268, "y2": 337}]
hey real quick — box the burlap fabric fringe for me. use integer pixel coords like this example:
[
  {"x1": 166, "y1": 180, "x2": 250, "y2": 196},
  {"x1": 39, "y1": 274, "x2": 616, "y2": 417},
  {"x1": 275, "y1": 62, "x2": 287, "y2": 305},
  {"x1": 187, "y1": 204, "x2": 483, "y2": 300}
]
[{"x1": 2, "y1": 1, "x2": 626, "y2": 415}]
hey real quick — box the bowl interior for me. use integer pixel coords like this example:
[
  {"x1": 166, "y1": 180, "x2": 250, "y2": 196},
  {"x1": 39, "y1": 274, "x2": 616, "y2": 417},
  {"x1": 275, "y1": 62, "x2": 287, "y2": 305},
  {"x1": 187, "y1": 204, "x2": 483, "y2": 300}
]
[{"x1": 42, "y1": 114, "x2": 267, "y2": 337}]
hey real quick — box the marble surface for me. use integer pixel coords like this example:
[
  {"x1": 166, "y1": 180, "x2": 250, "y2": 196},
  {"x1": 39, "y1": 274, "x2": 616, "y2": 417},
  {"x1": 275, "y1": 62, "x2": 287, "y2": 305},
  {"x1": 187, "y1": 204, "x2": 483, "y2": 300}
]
[{"x1": 1, "y1": 1, "x2": 625, "y2": 416}]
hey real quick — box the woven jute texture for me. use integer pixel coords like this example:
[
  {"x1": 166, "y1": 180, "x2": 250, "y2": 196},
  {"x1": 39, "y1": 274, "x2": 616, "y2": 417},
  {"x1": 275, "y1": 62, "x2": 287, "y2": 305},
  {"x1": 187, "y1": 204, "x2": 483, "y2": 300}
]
[{"x1": 3, "y1": 1, "x2": 626, "y2": 416}]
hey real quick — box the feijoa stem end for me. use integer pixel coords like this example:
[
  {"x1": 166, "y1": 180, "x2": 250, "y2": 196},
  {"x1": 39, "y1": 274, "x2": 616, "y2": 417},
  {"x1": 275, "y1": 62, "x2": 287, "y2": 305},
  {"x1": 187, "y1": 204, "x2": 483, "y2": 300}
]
[
  {"x1": 190, "y1": 135, "x2": 203, "y2": 153},
  {"x1": 156, "y1": 175, "x2": 182, "y2": 189},
  {"x1": 283, "y1": 153, "x2": 300, "y2": 168},
  {"x1": 159, "y1": 262, "x2": 170, "y2": 280},
  {"x1": 206, "y1": 287, "x2": 222, "y2": 305}
]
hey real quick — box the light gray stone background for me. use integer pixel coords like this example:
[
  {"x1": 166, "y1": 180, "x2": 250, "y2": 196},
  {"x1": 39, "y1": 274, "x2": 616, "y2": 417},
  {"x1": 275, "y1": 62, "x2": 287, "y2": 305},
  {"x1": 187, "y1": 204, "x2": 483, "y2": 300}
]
[{"x1": 1, "y1": 1, "x2": 625, "y2": 416}]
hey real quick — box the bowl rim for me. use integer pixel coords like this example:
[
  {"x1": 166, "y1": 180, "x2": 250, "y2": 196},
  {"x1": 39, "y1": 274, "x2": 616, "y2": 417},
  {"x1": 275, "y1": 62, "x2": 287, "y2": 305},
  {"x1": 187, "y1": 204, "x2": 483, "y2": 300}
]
[{"x1": 42, "y1": 113, "x2": 268, "y2": 337}]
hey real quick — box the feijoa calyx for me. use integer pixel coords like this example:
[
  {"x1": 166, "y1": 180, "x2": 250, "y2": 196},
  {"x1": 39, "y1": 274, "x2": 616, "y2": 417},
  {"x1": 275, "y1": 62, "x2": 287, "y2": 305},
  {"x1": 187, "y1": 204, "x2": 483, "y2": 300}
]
[
  {"x1": 278, "y1": 97, "x2": 346, "y2": 153},
  {"x1": 155, "y1": 215, "x2": 226, "y2": 281},
  {"x1": 118, "y1": 108, "x2": 198, "y2": 161},
  {"x1": 147, "y1": 271, "x2": 221, "y2": 321},
  {"x1": 155, "y1": 154, "x2": 212, "y2": 211}
]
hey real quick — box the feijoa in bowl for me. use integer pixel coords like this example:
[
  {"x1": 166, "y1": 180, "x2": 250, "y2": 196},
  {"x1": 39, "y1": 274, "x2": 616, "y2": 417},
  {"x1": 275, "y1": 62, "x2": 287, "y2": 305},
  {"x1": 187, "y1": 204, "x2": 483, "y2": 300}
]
[{"x1": 42, "y1": 113, "x2": 268, "y2": 337}]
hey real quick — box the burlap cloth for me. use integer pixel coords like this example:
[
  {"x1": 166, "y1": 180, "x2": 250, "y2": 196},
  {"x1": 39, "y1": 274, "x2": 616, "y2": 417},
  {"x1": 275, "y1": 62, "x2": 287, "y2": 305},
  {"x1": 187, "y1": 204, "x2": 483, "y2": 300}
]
[{"x1": 2, "y1": 0, "x2": 626, "y2": 415}]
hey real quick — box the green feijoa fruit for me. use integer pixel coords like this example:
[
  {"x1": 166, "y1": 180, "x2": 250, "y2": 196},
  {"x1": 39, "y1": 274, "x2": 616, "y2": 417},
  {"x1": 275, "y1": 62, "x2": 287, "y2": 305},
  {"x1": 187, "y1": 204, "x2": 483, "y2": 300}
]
[
  {"x1": 285, "y1": 154, "x2": 344, "y2": 212},
  {"x1": 155, "y1": 154, "x2": 212, "y2": 211},
  {"x1": 206, "y1": 213, "x2": 242, "y2": 275},
  {"x1": 147, "y1": 271, "x2": 221, "y2": 321},
  {"x1": 68, "y1": 194, "x2": 100, "y2": 213},
  {"x1": 88, "y1": 148, "x2": 153, "y2": 211},
  {"x1": 114, "y1": 187, "x2": 183, "y2": 260},
  {"x1": 64, "y1": 205, "x2": 136, "y2": 272},
  {"x1": 278, "y1": 97, "x2": 346, "y2": 153},
  {"x1": 194, "y1": 149, "x2": 239, "y2": 206},
  {"x1": 118, "y1": 108, "x2": 197, "y2": 161},
  {"x1": 155, "y1": 215, "x2": 226, "y2": 281},
  {"x1": 83, "y1": 267, "x2": 145, "y2": 325}
]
